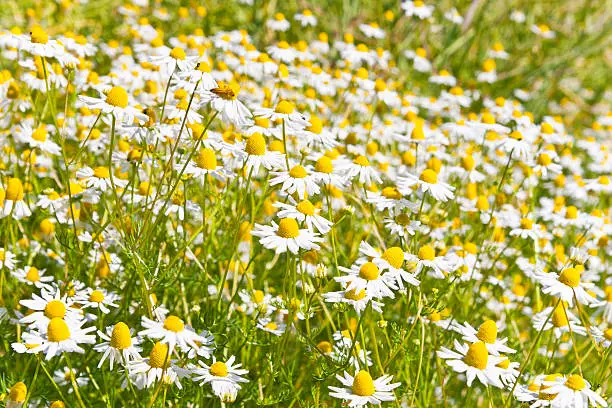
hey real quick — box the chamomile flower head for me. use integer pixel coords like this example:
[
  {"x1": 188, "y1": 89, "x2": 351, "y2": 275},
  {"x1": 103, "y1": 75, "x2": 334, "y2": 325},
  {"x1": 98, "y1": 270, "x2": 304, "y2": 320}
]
[
  {"x1": 329, "y1": 370, "x2": 401, "y2": 407},
  {"x1": 437, "y1": 340, "x2": 505, "y2": 388},
  {"x1": 94, "y1": 322, "x2": 142, "y2": 369},
  {"x1": 21, "y1": 317, "x2": 96, "y2": 360},
  {"x1": 398, "y1": 169, "x2": 455, "y2": 202},
  {"x1": 453, "y1": 320, "x2": 516, "y2": 355},
  {"x1": 78, "y1": 86, "x2": 149, "y2": 124},
  {"x1": 191, "y1": 356, "x2": 249, "y2": 402},
  {"x1": 251, "y1": 218, "x2": 323, "y2": 254},
  {"x1": 11, "y1": 265, "x2": 54, "y2": 290},
  {"x1": 139, "y1": 315, "x2": 210, "y2": 353},
  {"x1": 540, "y1": 374, "x2": 607, "y2": 407}
]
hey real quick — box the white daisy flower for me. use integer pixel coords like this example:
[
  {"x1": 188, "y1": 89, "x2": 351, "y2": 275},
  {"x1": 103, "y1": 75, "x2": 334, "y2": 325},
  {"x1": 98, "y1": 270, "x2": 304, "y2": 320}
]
[
  {"x1": 242, "y1": 133, "x2": 285, "y2": 173},
  {"x1": 541, "y1": 374, "x2": 607, "y2": 408},
  {"x1": 251, "y1": 218, "x2": 323, "y2": 254},
  {"x1": 2, "y1": 178, "x2": 32, "y2": 220},
  {"x1": 270, "y1": 164, "x2": 321, "y2": 199},
  {"x1": 401, "y1": 0, "x2": 434, "y2": 19},
  {"x1": 329, "y1": 370, "x2": 400, "y2": 407},
  {"x1": 398, "y1": 169, "x2": 455, "y2": 202},
  {"x1": 19, "y1": 287, "x2": 82, "y2": 331},
  {"x1": 11, "y1": 266, "x2": 54, "y2": 290},
  {"x1": 21, "y1": 317, "x2": 96, "y2": 360},
  {"x1": 294, "y1": 10, "x2": 318, "y2": 27},
  {"x1": 139, "y1": 315, "x2": 211, "y2": 353},
  {"x1": 127, "y1": 342, "x2": 187, "y2": 390},
  {"x1": 94, "y1": 322, "x2": 142, "y2": 369},
  {"x1": 191, "y1": 356, "x2": 249, "y2": 403},
  {"x1": 0, "y1": 248, "x2": 18, "y2": 271},
  {"x1": 536, "y1": 267, "x2": 598, "y2": 306},
  {"x1": 452, "y1": 320, "x2": 516, "y2": 356},
  {"x1": 256, "y1": 318, "x2": 286, "y2": 336},
  {"x1": 76, "y1": 166, "x2": 129, "y2": 191},
  {"x1": 532, "y1": 303, "x2": 587, "y2": 339},
  {"x1": 437, "y1": 340, "x2": 505, "y2": 388},
  {"x1": 336, "y1": 261, "x2": 397, "y2": 300},
  {"x1": 202, "y1": 82, "x2": 252, "y2": 127},
  {"x1": 323, "y1": 287, "x2": 384, "y2": 315},
  {"x1": 148, "y1": 46, "x2": 198, "y2": 76},
  {"x1": 274, "y1": 199, "x2": 332, "y2": 234},
  {"x1": 75, "y1": 287, "x2": 120, "y2": 314},
  {"x1": 253, "y1": 100, "x2": 310, "y2": 131},
  {"x1": 78, "y1": 86, "x2": 148, "y2": 124}
]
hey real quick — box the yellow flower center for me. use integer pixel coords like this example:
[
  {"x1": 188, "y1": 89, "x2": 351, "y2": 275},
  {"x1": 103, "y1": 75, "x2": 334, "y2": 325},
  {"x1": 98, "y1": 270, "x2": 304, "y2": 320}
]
[
  {"x1": 537, "y1": 153, "x2": 552, "y2": 166},
  {"x1": 551, "y1": 304, "x2": 569, "y2": 328},
  {"x1": 44, "y1": 300, "x2": 66, "y2": 319},
  {"x1": 32, "y1": 126, "x2": 48, "y2": 142},
  {"x1": 520, "y1": 218, "x2": 533, "y2": 230},
  {"x1": 462, "y1": 155, "x2": 475, "y2": 171},
  {"x1": 382, "y1": 247, "x2": 404, "y2": 269},
  {"x1": 169, "y1": 47, "x2": 186, "y2": 60},
  {"x1": 50, "y1": 401, "x2": 66, "y2": 408},
  {"x1": 558, "y1": 267, "x2": 580, "y2": 288},
  {"x1": 352, "y1": 370, "x2": 375, "y2": 396},
  {"x1": 411, "y1": 125, "x2": 425, "y2": 140},
  {"x1": 211, "y1": 82, "x2": 239, "y2": 100},
  {"x1": 359, "y1": 262, "x2": 380, "y2": 280},
  {"x1": 105, "y1": 86, "x2": 129, "y2": 108},
  {"x1": 483, "y1": 59, "x2": 496, "y2": 72},
  {"x1": 47, "y1": 318, "x2": 71, "y2": 342},
  {"x1": 296, "y1": 200, "x2": 315, "y2": 216},
  {"x1": 93, "y1": 166, "x2": 110, "y2": 179},
  {"x1": 149, "y1": 342, "x2": 170, "y2": 368},
  {"x1": 9, "y1": 382, "x2": 27, "y2": 403},
  {"x1": 510, "y1": 130, "x2": 523, "y2": 140},
  {"x1": 418, "y1": 245, "x2": 435, "y2": 261},
  {"x1": 30, "y1": 25, "x2": 49, "y2": 44},
  {"x1": 246, "y1": 133, "x2": 266, "y2": 156},
  {"x1": 110, "y1": 322, "x2": 132, "y2": 349},
  {"x1": 603, "y1": 328, "x2": 612, "y2": 341},
  {"x1": 89, "y1": 290, "x2": 105, "y2": 303},
  {"x1": 496, "y1": 357, "x2": 510, "y2": 369},
  {"x1": 138, "y1": 182, "x2": 152, "y2": 196},
  {"x1": 210, "y1": 361, "x2": 229, "y2": 377},
  {"x1": 6, "y1": 178, "x2": 24, "y2": 201},
  {"x1": 277, "y1": 218, "x2": 300, "y2": 238},
  {"x1": 565, "y1": 206, "x2": 578, "y2": 219},
  {"x1": 289, "y1": 165, "x2": 308, "y2": 178},
  {"x1": 541, "y1": 122, "x2": 554, "y2": 134},
  {"x1": 275, "y1": 100, "x2": 295, "y2": 114},
  {"x1": 565, "y1": 374, "x2": 586, "y2": 391},
  {"x1": 315, "y1": 157, "x2": 333, "y2": 174},
  {"x1": 344, "y1": 288, "x2": 367, "y2": 301},
  {"x1": 394, "y1": 213, "x2": 411, "y2": 226},
  {"x1": 26, "y1": 267, "x2": 40, "y2": 282},
  {"x1": 476, "y1": 320, "x2": 498, "y2": 344},
  {"x1": 429, "y1": 311, "x2": 441, "y2": 322},
  {"x1": 252, "y1": 290, "x2": 265, "y2": 304},
  {"x1": 7, "y1": 82, "x2": 20, "y2": 99},
  {"x1": 353, "y1": 155, "x2": 370, "y2": 167},
  {"x1": 163, "y1": 315, "x2": 185, "y2": 332},
  {"x1": 264, "y1": 321, "x2": 278, "y2": 330},
  {"x1": 476, "y1": 195, "x2": 490, "y2": 211},
  {"x1": 381, "y1": 187, "x2": 402, "y2": 200},
  {"x1": 419, "y1": 169, "x2": 438, "y2": 184},
  {"x1": 195, "y1": 148, "x2": 218, "y2": 170},
  {"x1": 464, "y1": 341, "x2": 488, "y2": 369}
]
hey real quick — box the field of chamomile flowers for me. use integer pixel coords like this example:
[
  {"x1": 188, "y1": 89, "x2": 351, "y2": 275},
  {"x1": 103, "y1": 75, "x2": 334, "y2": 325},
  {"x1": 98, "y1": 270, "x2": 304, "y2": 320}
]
[{"x1": 0, "y1": 0, "x2": 611, "y2": 407}]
